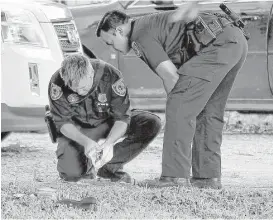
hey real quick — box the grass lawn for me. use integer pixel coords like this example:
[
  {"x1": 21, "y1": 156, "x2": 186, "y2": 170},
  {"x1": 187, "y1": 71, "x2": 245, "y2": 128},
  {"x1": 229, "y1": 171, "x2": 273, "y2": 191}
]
[{"x1": 1, "y1": 111, "x2": 273, "y2": 219}]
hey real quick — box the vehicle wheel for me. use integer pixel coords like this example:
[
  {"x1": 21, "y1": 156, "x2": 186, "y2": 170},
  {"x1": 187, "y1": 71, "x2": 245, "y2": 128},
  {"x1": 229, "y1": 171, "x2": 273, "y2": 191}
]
[{"x1": 1, "y1": 132, "x2": 11, "y2": 141}]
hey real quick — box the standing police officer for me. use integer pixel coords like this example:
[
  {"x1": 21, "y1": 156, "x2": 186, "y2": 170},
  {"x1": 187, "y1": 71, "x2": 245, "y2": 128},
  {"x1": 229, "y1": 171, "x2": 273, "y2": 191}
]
[
  {"x1": 48, "y1": 54, "x2": 161, "y2": 183},
  {"x1": 96, "y1": 2, "x2": 248, "y2": 189}
]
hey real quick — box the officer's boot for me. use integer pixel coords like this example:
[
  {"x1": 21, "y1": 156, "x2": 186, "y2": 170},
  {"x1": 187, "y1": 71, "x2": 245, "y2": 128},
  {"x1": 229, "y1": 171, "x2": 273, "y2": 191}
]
[
  {"x1": 97, "y1": 167, "x2": 135, "y2": 184},
  {"x1": 190, "y1": 177, "x2": 222, "y2": 189},
  {"x1": 138, "y1": 176, "x2": 191, "y2": 188}
]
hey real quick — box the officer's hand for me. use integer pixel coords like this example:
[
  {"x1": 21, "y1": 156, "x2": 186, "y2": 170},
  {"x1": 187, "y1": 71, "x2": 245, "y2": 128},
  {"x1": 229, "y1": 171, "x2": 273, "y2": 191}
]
[
  {"x1": 95, "y1": 142, "x2": 114, "y2": 170},
  {"x1": 169, "y1": 1, "x2": 199, "y2": 23},
  {"x1": 84, "y1": 140, "x2": 100, "y2": 165}
]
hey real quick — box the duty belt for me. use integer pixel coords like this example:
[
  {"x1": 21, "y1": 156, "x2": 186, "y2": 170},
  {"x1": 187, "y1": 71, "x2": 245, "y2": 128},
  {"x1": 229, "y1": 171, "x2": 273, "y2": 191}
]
[{"x1": 185, "y1": 16, "x2": 233, "y2": 53}]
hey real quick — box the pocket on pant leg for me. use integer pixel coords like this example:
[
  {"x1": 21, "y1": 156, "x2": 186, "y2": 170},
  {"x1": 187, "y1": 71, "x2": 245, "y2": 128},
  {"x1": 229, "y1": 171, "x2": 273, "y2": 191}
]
[
  {"x1": 56, "y1": 144, "x2": 65, "y2": 159},
  {"x1": 56, "y1": 141, "x2": 86, "y2": 178},
  {"x1": 169, "y1": 75, "x2": 193, "y2": 96}
]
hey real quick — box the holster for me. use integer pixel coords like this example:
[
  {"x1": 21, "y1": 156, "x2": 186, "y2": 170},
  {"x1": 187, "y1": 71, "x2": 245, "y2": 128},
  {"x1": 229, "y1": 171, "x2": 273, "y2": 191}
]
[
  {"x1": 45, "y1": 105, "x2": 58, "y2": 143},
  {"x1": 185, "y1": 14, "x2": 228, "y2": 54},
  {"x1": 219, "y1": 3, "x2": 250, "y2": 40}
]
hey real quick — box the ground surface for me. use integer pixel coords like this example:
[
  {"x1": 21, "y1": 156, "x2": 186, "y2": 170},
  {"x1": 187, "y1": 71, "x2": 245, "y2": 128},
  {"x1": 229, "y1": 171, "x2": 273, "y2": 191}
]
[
  {"x1": 1, "y1": 132, "x2": 273, "y2": 218},
  {"x1": 1, "y1": 112, "x2": 273, "y2": 218}
]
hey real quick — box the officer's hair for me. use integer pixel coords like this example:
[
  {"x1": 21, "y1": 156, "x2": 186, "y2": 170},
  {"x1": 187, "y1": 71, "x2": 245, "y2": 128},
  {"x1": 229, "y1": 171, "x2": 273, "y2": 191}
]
[
  {"x1": 60, "y1": 54, "x2": 93, "y2": 87},
  {"x1": 96, "y1": 10, "x2": 130, "y2": 37}
]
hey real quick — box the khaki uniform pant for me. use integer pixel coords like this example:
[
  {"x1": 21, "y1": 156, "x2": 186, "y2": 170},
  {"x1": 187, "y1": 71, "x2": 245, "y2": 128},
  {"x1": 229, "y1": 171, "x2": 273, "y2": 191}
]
[{"x1": 162, "y1": 25, "x2": 248, "y2": 178}]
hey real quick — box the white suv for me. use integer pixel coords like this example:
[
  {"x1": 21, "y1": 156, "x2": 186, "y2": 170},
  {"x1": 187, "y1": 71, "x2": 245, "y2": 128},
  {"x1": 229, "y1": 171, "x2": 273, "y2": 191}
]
[{"x1": 1, "y1": 0, "x2": 83, "y2": 139}]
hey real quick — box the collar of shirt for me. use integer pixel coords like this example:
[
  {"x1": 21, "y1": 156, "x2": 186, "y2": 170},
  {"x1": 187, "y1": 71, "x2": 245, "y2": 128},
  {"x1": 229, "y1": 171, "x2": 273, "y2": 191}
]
[{"x1": 128, "y1": 20, "x2": 136, "y2": 45}]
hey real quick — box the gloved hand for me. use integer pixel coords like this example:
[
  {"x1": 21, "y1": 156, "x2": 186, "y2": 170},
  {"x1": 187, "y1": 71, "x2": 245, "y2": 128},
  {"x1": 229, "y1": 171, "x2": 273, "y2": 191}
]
[
  {"x1": 84, "y1": 139, "x2": 100, "y2": 166},
  {"x1": 94, "y1": 142, "x2": 114, "y2": 170}
]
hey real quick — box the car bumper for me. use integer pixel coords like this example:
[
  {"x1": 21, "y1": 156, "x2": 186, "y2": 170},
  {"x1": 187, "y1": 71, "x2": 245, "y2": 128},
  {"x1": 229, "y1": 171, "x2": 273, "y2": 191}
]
[{"x1": 1, "y1": 103, "x2": 47, "y2": 132}]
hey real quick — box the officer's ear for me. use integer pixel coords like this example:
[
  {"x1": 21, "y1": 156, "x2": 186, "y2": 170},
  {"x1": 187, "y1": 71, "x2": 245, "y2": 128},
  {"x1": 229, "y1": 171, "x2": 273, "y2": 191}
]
[{"x1": 115, "y1": 26, "x2": 124, "y2": 36}]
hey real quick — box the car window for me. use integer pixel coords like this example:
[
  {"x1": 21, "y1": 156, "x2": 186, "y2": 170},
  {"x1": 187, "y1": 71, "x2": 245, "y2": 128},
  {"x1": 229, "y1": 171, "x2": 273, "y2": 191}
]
[
  {"x1": 127, "y1": 0, "x2": 272, "y2": 8},
  {"x1": 51, "y1": 0, "x2": 113, "y2": 6},
  {"x1": 128, "y1": 0, "x2": 184, "y2": 8}
]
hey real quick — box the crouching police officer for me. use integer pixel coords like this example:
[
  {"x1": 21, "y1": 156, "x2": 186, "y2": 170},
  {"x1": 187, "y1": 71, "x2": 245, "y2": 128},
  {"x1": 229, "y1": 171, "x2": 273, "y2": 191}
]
[
  {"x1": 96, "y1": 2, "x2": 248, "y2": 189},
  {"x1": 48, "y1": 54, "x2": 161, "y2": 183}
]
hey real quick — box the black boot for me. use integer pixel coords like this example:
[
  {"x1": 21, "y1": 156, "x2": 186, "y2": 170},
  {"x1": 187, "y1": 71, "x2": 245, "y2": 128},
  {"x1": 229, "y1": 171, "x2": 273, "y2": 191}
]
[
  {"x1": 191, "y1": 177, "x2": 222, "y2": 189},
  {"x1": 97, "y1": 167, "x2": 134, "y2": 184},
  {"x1": 138, "y1": 176, "x2": 191, "y2": 188}
]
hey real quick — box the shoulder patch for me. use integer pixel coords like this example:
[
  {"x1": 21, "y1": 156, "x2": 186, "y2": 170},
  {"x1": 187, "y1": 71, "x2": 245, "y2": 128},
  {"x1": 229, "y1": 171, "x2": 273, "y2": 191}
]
[
  {"x1": 131, "y1": 41, "x2": 142, "y2": 58},
  {"x1": 112, "y1": 79, "x2": 126, "y2": 97},
  {"x1": 50, "y1": 83, "x2": 63, "y2": 101}
]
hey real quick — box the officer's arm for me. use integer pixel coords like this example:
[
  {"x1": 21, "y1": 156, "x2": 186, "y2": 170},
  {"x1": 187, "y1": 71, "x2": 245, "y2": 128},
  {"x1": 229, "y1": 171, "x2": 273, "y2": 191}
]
[
  {"x1": 169, "y1": 1, "x2": 200, "y2": 23},
  {"x1": 49, "y1": 88, "x2": 97, "y2": 150},
  {"x1": 103, "y1": 121, "x2": 128, "y2": 146},
  {"x1": 60, "y1": 124, "x2": 95, "y2": 147},
  {"x1": 60, "y1": 123, "x2": 99, "y2": 163},
  {"x1": 103, "y1": 64, "x2": 131, "y2": 146},
  {"x1": 169, "y1": 0, "x2": 230, "y2": 23},
  {"x1": 155, "y1": 60, "x2": 179, "y2": 94},
  {"x1": 133, "y1": 33, "x2": 179, "y2": 94}
]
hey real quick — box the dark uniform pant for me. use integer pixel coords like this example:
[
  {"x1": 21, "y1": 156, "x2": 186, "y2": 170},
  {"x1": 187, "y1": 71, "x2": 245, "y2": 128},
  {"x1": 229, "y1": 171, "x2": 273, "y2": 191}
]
[
  {"x1": 56, "y1": 110, "x2": 161, "y2": 181},
  {"x1": 162, "y1": 26, "x2": 248, "y2": 178}
]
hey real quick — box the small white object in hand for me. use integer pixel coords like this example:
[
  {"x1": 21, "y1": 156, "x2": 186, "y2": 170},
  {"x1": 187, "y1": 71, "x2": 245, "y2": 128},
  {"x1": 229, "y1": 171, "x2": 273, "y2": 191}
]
[
  {"x1": 95, "y1": 145, "x2": 114, "y2": 170},
  {"x1": 87, "y1": 150, "x2": 97, "y2": 166}
]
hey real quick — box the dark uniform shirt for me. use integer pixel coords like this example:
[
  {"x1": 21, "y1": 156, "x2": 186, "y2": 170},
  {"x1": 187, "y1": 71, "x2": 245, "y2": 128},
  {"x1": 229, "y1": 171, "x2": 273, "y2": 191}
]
[
  {"x1": 48, "y1": 59, "x2": 131, "y2": 132},
  {"x1": 129, "y1": 11, "x2": 221, "y2": 81},
  {"x1": 130, "y1": 11, "x2": 187, "y2": 70}
]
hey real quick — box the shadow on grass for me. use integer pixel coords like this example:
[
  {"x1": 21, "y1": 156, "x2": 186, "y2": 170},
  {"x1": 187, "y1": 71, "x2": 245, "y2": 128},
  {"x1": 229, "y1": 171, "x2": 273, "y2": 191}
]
[{"x1": 1, "y1": 144, "x2": 40, "y2": 157}]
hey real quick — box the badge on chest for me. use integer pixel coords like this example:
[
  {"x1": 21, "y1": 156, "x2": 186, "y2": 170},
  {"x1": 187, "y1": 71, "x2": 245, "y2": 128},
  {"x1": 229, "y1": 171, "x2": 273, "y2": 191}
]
[
  {"x1": 96, "y1": 93, "x2": 109, "y2": 113},
  {"x1": 67, "y1": 93, "x2": 80, "y2": 104},
  {"x1": 98, "y1": 93, "x2": 107, "y2": 103}
]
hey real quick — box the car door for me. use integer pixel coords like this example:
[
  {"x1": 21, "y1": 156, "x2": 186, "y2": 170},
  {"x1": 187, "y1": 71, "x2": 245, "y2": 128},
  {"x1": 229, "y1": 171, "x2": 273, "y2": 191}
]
[
  {"x1": 213, "y1": 0, "x2": 273, "y2": 111},
  {"x1": 70, "y1": 0, "x2": 169, "y2": 110},
  {"x1": 69, "y1": 1, "x2": 124, "y2": 68},
  {"x1": 118, "y1": 1, "x2": 169, "y2": 110},
  {"x1": 267, "y1": 3, "x2": 273, "y2": 96},
  {"x1": 119, "y1": 0, "x2": 273, "y2": 111}
]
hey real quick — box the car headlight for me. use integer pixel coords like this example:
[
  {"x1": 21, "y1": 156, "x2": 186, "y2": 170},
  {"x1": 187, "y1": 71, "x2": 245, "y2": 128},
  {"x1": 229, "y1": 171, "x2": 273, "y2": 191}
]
[{"x1": 1, "y1": 8, "x2": 48, "y2": 47}]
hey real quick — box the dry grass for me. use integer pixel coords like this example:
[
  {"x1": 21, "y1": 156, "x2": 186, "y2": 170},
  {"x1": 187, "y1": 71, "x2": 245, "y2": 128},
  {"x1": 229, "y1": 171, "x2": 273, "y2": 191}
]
[
  {"x1": 1, "y1": 179, "x2": 273, "y2": 219},
  {"x1": 1, "y1": 111, "x2": 273, "y2": 219},
  {"x1": 155, "y1": 111, "x2": 273, "y2": 134},
  {"x1": 223, "y1": 111, "x2": 273, "y2": 134}
]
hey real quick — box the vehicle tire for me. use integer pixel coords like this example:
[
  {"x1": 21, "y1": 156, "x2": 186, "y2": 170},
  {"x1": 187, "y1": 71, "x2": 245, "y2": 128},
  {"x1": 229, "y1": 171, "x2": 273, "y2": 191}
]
[{"x1": 1, "y1": 132, "x2": 11, "y2": 141}]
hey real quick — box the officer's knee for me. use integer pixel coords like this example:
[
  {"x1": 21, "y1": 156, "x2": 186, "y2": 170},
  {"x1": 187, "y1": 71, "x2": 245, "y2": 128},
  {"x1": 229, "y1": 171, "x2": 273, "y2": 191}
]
[
  {"x1": 143, "y1": 113, "x2": 162, "y2": 137},
  {"x1": 57, "y1": 161, "x2": 84, "y2": 181},
  {"x1": 59, "y1": 171, "x2": 82, "y2": 182},
  {"x1": 56, "y1": 137, "x2": 86, "y2": 181}
]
